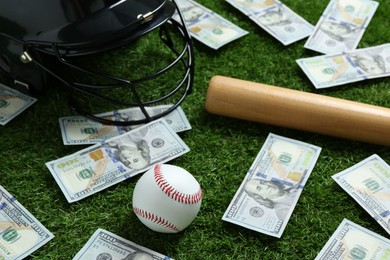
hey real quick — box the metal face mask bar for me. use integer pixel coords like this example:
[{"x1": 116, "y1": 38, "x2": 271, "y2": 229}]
[{"x1": 0, "y1": 0, "x2": 194, "y2": 126}]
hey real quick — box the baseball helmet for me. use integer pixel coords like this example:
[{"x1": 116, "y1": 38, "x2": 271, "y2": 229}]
[{"x1": 0, "y1": 0, "x2": 194, "y2": 125}]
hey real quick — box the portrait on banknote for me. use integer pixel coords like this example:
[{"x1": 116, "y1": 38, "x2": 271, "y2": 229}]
[
  {"x1": 0, "y1": 83, "x2": 37, "y2": 125},
  {"x1": 222, "y1": 133, "x2": 321, "y2": 237},
  {"x1": 180, "y1": 2, "x2": 242, "y2": 42},
  {"x1": 105, "y1": 135, "x2": 151, "y2": 171},
  {"x1": 181, "y1": 5, "x2": 204, "y2": 23},
  {"x1": 256, "y1": 7, "x2": 291, "y2": 27},
  {"x1": 115, "y1": 111, "x2": 145, "y2": 132},
  {"x1": 348, "y1": 52, "x2": 387, "y2": 75},
  {"x1": 228, "y1": 0, "x2": 314, "y2": 45},
  {"x1": 47, "y1": 119, "x2": 190, "y2": 203},
  {"x1": 237, "y1": 0, "x2": 304, "y2": 29},
  {"x1": 174, "y1": 0, "x2": 248, "y2": 49},
  {"x1": 0, "y1": 96, "x2": 25, "y2": 121},
  {"x1": 296, "y1": 43, "x2": 390, "y2": 88},
  {"x1": 318, "y1": 21, "x2": 362, "y2": 48},
  {"x1": 244, "y1": 178, "x2": 298, "y2": 220},
  {"x1": 304, "y1": 0, "x2": 378, "y2": 54}
]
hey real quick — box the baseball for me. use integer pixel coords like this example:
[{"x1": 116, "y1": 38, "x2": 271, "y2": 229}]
[{"x1": 132, "y1": 164, "x2": 202, "y2": 233}]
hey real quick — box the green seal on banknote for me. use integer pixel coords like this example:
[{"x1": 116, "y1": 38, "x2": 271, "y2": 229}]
[
  {"x1": 349, "y1": 245, "x2": 367, "y2": 259},
  {"x1": 81, "y1": 128, "x2": 98, "y2": 134},
  {"x1": 0, "y1": 100, "x2": 9, "y2": 108},
  {"x1": 212, "y1": 28, "x2": 223, "y2": 35},
  {"x1": 2, "y1": 229, "x2": 19, "y2": 242}
]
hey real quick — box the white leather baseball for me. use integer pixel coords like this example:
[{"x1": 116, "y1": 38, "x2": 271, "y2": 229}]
[{"x1": 132, "y1": 164, "x2": 202, "y2": 233}]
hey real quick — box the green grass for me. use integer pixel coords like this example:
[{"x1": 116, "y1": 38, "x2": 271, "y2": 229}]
[{"x1": 1, "y1": 0, "x2": 390, "y2": 259}]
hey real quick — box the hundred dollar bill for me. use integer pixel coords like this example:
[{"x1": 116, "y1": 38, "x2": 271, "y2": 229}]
[
  {"x1": 315, "y1": 218, "x2": 390, "y2": 260},
  {"x1": 304, "y1": 0, "x2": 378, "y2": 54},
  {"x1": 73, "y1": 228, "x2": 172, "y2": 260},
  {"x1": 0, "y1": 83, "x2": 37, "y2": 125},
  {"x1": 332, "y1": 154, "x2": 390, "y2": 235},
  {"x1": 59, "y1": 105, "x2": 192, "y2": 145},
  {"x1": 297, "y1": 43, "x2": 390, "y2": 89},
  {"x1": 0, "y1": 185, "x2": 54, "y2": 259},
  {"x1": 222, "y1": 133, "x2": 321, "y2": 238},
  {"x1": 173, "y1": 0, "x2": 248, "y2": 49},
  {"x1": 46, "y1": 118, "x2": 190, "y2": 203},
  {"x1": 226, "y1": 0, "x2": 314, "y2": 45}
]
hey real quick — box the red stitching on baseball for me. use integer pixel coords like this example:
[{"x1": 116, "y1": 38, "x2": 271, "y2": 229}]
[
  {"x1": 154, "y1": 164, "x2": 202, "y2": 205},
  {"x1": 133, "y1": 207, "x2": 181, "y2": 232}
]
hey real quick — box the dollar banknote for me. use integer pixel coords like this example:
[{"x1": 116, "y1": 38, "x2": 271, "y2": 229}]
[
  {"x1": 46, "y1": 118, "x2": 190, "y2": 203},
  {"x1": 59, "y1": 105, "x2": 192, "y2": 145},
  {"x1": 315, "y1": 218, "x2": 390, "y2": 259},
  {"x1": 0, "y1": 185, "x2": 54, "y2": 259},
  {"x1": 332, "y1": 154, "x2": 390, "y2": 235},
  {"x1": 226, "y1": 0, "x2": 314, "y2": 45},
  {"x1": 73, "y1": 228, "x2": 172, "y2": 260},
  {"x1": 304, "y1": 0, "x2": 378, "y2": 54},
  {"x1": 296, "y1": 43, "x2": 390, "y2": 89},
  {"x1": 173, "y1": 0, "x2": 248, "y2": 49},
  {"x1": 222, "y1": 133, "x2": 321, "y2": 237},
  {"x1": 0, "y1": 83, "x2": 37, "y2": 125}
]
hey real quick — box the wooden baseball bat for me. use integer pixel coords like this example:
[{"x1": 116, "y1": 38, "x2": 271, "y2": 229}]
[{"x1": 205, "y1": 75, "x2": 390, "y2": 146}]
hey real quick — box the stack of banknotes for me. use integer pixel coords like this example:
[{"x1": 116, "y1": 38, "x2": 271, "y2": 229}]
[
  {"x1": 58, "y1": 104, "x2": 192, "y2": 145},
  {"x1": 2, "y1": 92, "x2": 390, "y2": 257},
  {"x1": 47, "y1": 118, "x2": 190, "y2": 203},
  {"x1": 297, "y1": 0, "x2": 386, "y2": 89},
  {"x1": 220, "y1": 133, "x2": 390, "y2": 257},
  {"x1": 174, "y1": 0, "x2": 387, "y2": 89}
]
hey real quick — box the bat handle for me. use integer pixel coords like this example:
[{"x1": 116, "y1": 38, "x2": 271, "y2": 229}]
[{"x1": 205, "y1": 75, "x2": 390, "y2": 146}]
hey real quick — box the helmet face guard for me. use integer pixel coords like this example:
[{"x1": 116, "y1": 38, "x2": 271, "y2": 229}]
[{"x1": 0, "y1": 0, "x2": 194, "y2": 125}]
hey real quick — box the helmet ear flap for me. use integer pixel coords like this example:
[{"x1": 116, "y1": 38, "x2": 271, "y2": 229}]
[{"x1": 0, "y1": 41, "x2": 49, "y2": 94}]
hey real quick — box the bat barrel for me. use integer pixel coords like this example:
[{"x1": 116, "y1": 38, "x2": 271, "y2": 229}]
[{"x1": 205, "y1": 75, "x2": 390, "y2": 146}]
